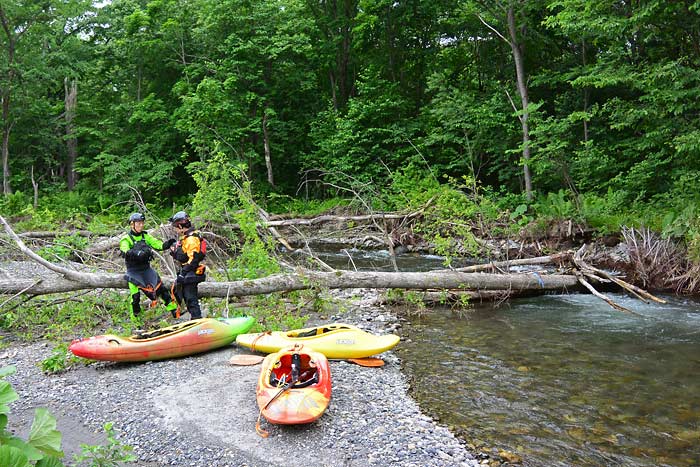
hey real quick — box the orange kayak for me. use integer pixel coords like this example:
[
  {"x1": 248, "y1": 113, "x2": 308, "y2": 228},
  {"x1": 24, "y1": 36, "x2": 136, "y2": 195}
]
[
  {"x1": 69, "y1": 317, "x2": 255, "y2": 362},
  {"x1": 257, "y1": 345, "x2": 331, "y2": 425}
]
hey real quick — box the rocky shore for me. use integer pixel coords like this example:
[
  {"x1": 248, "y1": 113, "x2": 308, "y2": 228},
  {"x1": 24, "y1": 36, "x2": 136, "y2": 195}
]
[{"x1": 6, "y1": 289, "x2": 480, "y2": 467}]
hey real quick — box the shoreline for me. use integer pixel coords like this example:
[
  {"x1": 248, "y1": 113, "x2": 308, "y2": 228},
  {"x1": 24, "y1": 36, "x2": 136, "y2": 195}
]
[{"x1": 5, "y1": 289, "x2": 480, "y2": 467}]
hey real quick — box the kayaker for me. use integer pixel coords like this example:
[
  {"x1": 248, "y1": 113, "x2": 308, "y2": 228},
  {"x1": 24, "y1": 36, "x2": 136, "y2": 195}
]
[
  {"x1": 119, "y1": 212, "x2": 178, "y2": 324},
  {"x1": 168, "y1": 211, "x2": 206, "y2": 320}
]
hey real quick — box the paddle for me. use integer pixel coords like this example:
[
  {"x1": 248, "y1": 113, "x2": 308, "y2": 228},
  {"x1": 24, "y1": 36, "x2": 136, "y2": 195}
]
[
  {"x1": 345, "y1": 357, "x2": 385, "y2": 367},
  {"x1": 228, "y1": 354, "x2": 264, "y2": 366}
]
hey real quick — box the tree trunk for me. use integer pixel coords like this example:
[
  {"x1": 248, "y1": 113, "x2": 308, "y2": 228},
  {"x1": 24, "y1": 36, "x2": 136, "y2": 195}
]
[
  {"x1": 262, "y1": 108, "x2": 274, "y2": 187},
  {"x1": 0, "y1": 38, "x2": 13, "y2": 196},
  {"x1": 506, "y1": 5, "x2": 532, "y2": 200},
  {"x1": 30, "y1": 166, "x2": 38, "y2": 209},
  {"x1": 1, "y1": 93, "x2": 10, "y2": 195},
  {"x1": 0, "y1": 269, "x2": 581, "y2": 298},
  {"x1": 64, "y1": 78, "x2": 78, "y2": 190}
]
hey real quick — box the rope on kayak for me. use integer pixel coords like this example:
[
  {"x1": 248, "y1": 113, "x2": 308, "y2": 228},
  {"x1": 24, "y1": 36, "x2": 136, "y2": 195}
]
[
  {"x1": 255, "y1": 350, "x2": 302, "y2": 438},
  {"x1": 250, "y1": 331, "x2": 271, "y2": 352},
  {"x1": 256, "y1": 378, "x2": 289, "y2": 438}
]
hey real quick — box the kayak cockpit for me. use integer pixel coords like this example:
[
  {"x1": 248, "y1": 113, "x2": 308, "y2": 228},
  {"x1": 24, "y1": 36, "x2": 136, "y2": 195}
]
[
  {"x1": 287, "y1": 324, "x2": 353, "y2": 338},
  {"x1": 269, "y1": 352, "x2": 319, "y2": 388}
]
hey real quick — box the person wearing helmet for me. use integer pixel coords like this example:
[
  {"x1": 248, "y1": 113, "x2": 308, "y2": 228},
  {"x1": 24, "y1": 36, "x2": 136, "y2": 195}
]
[
  {"x1": 119, "y1": 212, "x2": 178, "y2": 323},
  {"x1": 168, "y1": 211, "x2": 206, "y2": 320}
]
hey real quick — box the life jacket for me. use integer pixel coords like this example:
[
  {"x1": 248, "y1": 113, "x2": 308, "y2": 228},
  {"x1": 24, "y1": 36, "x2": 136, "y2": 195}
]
[
  {"x1": 172, "y1": 229, "x2": 207, "y2": 274},
  {"x1": 126, "y1": 232, "x2": 154, "y2": 266}
]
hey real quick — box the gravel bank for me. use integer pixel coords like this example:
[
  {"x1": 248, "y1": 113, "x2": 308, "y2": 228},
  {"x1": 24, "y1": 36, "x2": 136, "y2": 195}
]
[{"x1": 6, "y1": 289, "x2": 479, "y2": 467}]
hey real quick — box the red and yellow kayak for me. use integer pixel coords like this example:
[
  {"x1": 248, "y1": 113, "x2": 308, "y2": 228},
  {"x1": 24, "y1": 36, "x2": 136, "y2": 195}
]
[
  {"x1": 69, "y1": 316, "x2": 255, "y2": 362},
  {"x1": 257, "y1": 345, "x2": 331, "y2": 425},
  {"x1": 236, "y1": 323, "x2": 400, "y2": 359}
]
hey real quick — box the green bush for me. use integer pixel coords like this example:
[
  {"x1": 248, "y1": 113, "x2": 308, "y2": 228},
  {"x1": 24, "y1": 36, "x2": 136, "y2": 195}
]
[
  {"x1": 73, "y1": 422, "x2": 136, "y2": 467},
  {"x1": 0, "y1": 192, "x2": 31, "y2": 217}
]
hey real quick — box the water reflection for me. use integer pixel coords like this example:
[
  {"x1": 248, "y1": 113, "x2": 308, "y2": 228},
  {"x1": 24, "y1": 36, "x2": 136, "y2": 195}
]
[{"x1": 396, "y1": 294, "x2": 700, "y2": 467}]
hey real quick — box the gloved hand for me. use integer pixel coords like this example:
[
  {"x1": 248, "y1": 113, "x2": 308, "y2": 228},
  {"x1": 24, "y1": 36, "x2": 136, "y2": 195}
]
[
  {"x1": 176, "y1": 274, "x2": 186, "y2": 285},
  {"x1": 162, "y1": 238, "x2": 176, "y2": 250}
]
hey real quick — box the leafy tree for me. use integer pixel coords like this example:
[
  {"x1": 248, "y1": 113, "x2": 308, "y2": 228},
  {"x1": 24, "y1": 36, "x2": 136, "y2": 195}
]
[{"x1": 175, "y1": 0, "x2": 319, "y2": 191}]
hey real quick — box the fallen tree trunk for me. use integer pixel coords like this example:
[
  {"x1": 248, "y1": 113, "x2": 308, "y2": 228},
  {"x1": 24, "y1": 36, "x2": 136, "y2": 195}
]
[
  {"x1": 19, "y1": 230, "x2": 94, "y2": 239},
  {"x1": 0, "y1": 270, "x2": 581, "y2": 298}
]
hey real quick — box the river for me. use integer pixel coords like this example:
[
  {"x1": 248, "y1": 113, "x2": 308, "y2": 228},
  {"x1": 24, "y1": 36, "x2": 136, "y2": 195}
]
[
  {"x1": 397, "y1": 294, "x2": 700, "y2": 467},
  {"x1": 315, "y1": 248, "x2": 700, "y2": 466}
]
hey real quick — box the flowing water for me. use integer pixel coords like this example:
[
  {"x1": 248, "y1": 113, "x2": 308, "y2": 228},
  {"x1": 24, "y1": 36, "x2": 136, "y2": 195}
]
[
  {"x1": 396, "y1": 295, "x2": 700, "y2": 467},
  {"x1": 310, "y1": 247, "x2": 700, "y2": 466}
]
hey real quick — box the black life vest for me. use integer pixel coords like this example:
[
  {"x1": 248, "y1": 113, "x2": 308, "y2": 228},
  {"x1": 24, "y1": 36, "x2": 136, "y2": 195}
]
[{"x1": 126, "y1": 233, "x2": 154, "y2": 266}]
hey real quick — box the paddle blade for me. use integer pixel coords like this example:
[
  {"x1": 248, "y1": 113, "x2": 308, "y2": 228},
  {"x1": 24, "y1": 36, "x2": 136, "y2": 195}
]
[
  {"x1": 347, "y1": 357, "x2": 385, "y2": 367},
  {"x1": 229, "y1": 354, "x2": 264, "y2": 366}
]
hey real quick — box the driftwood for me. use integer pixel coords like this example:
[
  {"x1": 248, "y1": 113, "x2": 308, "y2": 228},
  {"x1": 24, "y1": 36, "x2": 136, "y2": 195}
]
[
  {"x1": 19, "y1": 230, "x2": 94, "y2": 239},
  {"x1": 572, "y1": 244, "x2": 666, "y2": 315},
  {"x1": 243, "y1": 209, "x2": 425, "y2": 228},
  {"x1": 1, "y1": 214, "x2": 579, "y2": 297},
  {"x1": 448, "y1": 252, "x2": 574, "y2": 273},
  {"x1": 0, "y1": 269, "x2": 580, "y2": 298}
]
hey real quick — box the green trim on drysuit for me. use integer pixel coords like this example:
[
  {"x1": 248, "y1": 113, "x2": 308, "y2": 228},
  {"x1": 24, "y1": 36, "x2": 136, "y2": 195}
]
[{"x1": 120, "y1": 230, "x2": 178, "y2": 321}]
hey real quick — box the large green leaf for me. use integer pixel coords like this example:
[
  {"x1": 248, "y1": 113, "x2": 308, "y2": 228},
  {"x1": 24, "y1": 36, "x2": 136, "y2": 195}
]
[
  {"x1": 27, "y1": 409, "x2": 63, "y2": 458},
  {"x1": 3, "y1": 437, "x2": 44, "y2": 461},
  {"x1": 35, "y1": 455, "x2": 65, "y2": 467},
  {"x1": 0, "y1": 445, "x2": 30, "y2": 467},
  {"x1": 0, "y1": 381, "x2": 19, "y2": 414},
  {"x1": 0, "y1": 366, "x2": 16, "y2": 379}
]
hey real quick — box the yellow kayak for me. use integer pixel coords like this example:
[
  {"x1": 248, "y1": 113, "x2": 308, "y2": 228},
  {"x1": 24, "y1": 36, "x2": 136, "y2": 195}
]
[{"x1": 235, "y1": 323, "x2": 400, "y2": 359}]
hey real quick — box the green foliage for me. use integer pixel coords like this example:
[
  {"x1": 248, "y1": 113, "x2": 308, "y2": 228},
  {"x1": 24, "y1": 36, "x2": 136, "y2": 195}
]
[
  {"x1": 40, "y1": 344, "x2": 80, "y2": 375},
  {"x1": 381, "y1": 162, "x2": 442, "y2": 211},
  {"x1": 0, "y1": 291, "x2": 130, "y2": 342},
  {"x1": 306, "y1": 69, "x2": 417, "y2": 182},
  {"x1": 226, "y1": 177, "x2": 280, "y2": 280},
  {"x1": 385, "y1": 289, "x2": 426, "y2": 315},
  {"x1": 188, "y1": 151, "x2": 240, "y2": 222},
  {"x1": 578, "y1": 190, "x2": 634, "y2": 235},
  {"x1": 265, "y1": 194, "x2": 348, "y2": 217},
  {"x1": 0, "y1": 366, "x2": 64, "y2": 466},
  {"x1": 73, "y1": 422, "x2": 136, "y2": 467},
  {"x1": 37, "y1": 235, "x2": 89, "y2": 261},
  {"x1": 531, "y1": 190, "x2": 579, "y2": 221},
  {"x1": 247, "y1": 293, "x2": 308, "y2": 332},
  {"x1": 0, "y1": 193, "x2": 32, "y2": 217},
  {"x1": 395, "y1": 172, "x2": 500, "y2": 262}
]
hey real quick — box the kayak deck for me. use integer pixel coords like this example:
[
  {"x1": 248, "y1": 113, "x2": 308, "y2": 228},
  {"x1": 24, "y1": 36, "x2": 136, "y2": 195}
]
[{"x1": 236, "y1": 323, "x2": 400, "y2": 359}]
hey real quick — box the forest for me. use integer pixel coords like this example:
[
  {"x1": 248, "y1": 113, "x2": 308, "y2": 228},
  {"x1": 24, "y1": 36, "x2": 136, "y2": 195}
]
[{"x1": 0, "y1": 0, "x2": 698, "y2": 266}]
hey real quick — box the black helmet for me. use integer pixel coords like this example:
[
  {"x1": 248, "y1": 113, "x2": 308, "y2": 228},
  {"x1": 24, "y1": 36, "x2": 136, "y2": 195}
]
[
  {"x1": 128, "y1": 212, "x2": 145, "y2": 223},
  {"x1": 169, "y1": 211, "x2": 191, "y2": 228}
]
